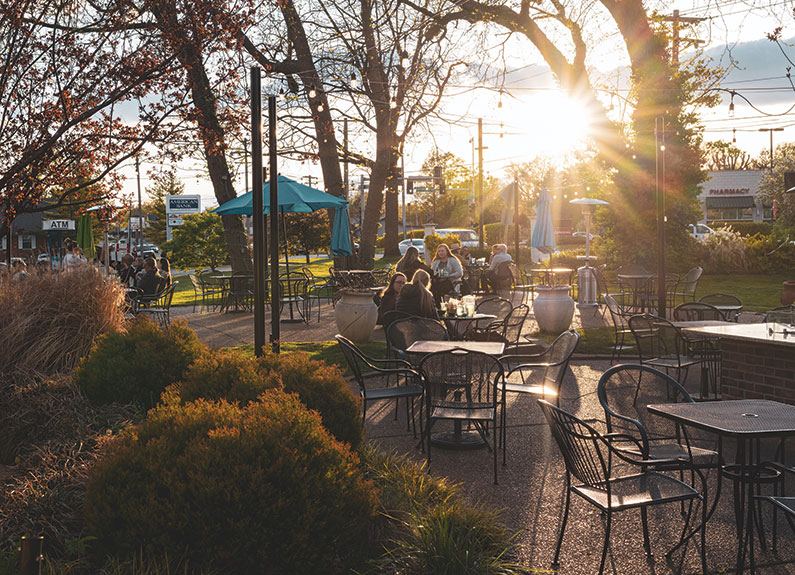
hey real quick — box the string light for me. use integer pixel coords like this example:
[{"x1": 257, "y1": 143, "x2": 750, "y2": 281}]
[
  {"x1": 732, "y1": 128, "x2": 736, "y2": 143},
  {"x1": 350, "y1": 73, "x2": 358, "y2": 89},
  {"x1": 497, "y1": 90, "x2": 503, "y2": 108},
  {"x1": 400, "y1": 49, "x2": 410, "y2": 70},
  {"x1": 308, "y1": 85, "x2": 317, "y2": 98},
  {"x1": 278, "y1": 88, "x2": 285, "y2": 101},
  {"x1": 317, "y1": 103, "x2": 325, "y2": 112},
  {"x1": 728, "y1": 91, "x2": 735, "y2": 118}
]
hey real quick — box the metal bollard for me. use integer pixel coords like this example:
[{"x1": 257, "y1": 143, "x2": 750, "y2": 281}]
[{"x1": 18, "y1": 535, "x2": 43, "y2": 575}]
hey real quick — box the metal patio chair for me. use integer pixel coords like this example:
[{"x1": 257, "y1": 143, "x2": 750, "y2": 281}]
[
  {"x1": 537, "y1": 399, "x2": 705, "y2": 575},
  {"x1": 386, "y1": 316, "x2": 449, "y2": 361},
  {"x1": 698, "y1": 293, "x2": 743, "y2": 322},
  {"x1": 605, "y1": 293, "x2": 635, "y2": 363}
]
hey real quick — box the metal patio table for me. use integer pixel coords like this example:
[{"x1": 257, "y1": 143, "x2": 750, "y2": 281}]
[
  {"x1": 648, "y1": 399, "x2": 795, "y2": 574},
  {"x1": 406, "y1": 340, "x2": 505, "y2": 449},
  {"x1": 440, "y1": 313, "x2": 497, "y2": 340}
]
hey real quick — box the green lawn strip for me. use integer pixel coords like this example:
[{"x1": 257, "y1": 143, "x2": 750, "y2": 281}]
[
  {"x1": 171, "y1": 255, "x2": 400, "y2": 307},
  {"x1": 695, "y1": 273, "x2": 791, "y2": 313},
  {"x1": 530, "y1": 326, "x2": 616, "y2": 356},
  {"x1": 225, "y1": 340, "x2": 388, "y2": 374}
]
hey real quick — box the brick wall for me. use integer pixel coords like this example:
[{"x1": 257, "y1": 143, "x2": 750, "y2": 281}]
[{"x1": 721, "y1": 339, "x2": 795, "y2": 403}]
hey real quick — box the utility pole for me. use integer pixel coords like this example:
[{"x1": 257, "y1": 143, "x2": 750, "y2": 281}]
[
  {"x1": 303, "y1": 175, "x2": 317, "y2": 187},
  {"x1": 343, "y1": 118, "x2": 349, "y2": 199},
  {"x1": 135, "y1": 156, "x2": 143, "y2": 253},
  {"x1": 662, "y1": 10, "x2": 705, "y2": 68},
  {"x1": 477, "y1": 118, "x2": 485, "y2": 249}
]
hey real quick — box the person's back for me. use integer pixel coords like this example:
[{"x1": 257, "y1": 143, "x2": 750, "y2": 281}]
[
  {"x1": 488, "y1": 251, "x2": 512, "y2": 271},
  {"x1": 137, "y1": 258, "x2": 161, "y2": 297},
  {"x1": 396, "y1": 283, "x2": 439, "y2": 320}
]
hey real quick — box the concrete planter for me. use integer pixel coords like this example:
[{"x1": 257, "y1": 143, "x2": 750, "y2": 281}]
[
  {"x1": 534, "y1": 286, "x2": 575, "y2": 334},
  {"x1": 335, "y1": 289, "x2": 378, "y2": 343},
  {"x1": 782, "y1": 281, "x2": 795, "y2": 306}
]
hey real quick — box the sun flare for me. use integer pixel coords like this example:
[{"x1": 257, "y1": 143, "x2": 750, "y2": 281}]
[{"x1": 517, "y1": 92, "x2": 593, "y2": 159}]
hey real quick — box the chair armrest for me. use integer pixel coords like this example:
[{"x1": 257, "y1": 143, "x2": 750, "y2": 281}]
[{"x1": 367, "y1": 356, "x2": 415, "y2": 370}]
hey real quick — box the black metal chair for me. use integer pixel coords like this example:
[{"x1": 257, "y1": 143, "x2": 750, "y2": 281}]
[
  {"x1": 224, "y1": 273, "x2": 254, "y2": 312},
  {"x1": 672, "y1": 303, "x2": 725, "y2": 398},
  {"x1": 133, "y1": 283, "x2": 176, "y2": 327},
  {"x1": 764, "y1": 305, "x2": 795, "y2": 324},
  {"x1": 386, "y1": 316, "x2": 449, "y2": 361},
  {"x1": 500, "y1": 330, "x2": 579, "y2": 407},
  {"x1": 302, "y1": 267, "x2": 333, "y2": 321},
  {"x1": 474, "y1": 296, "x2": 512, "y2": 325},
  {"x1": 597, "y1": 364, "x2": 721, "y2": 552},
  {"x1": 537, "y1": 399, "x2": 705, "y2": 575},
  {"x1": 668, "y1": 266, "x2": 703, "y2": 308},
  {"x1": 419, "y1": 348, "x2": 504, "y2": 483},
  {"x1": 605, "y1": 293, "x2": 634, "y2": 363},
  {"x1": 188, "y1": 273, "x2": 223, "y2": 313},
  {"x1": 628, "y1": 314, "x2": 707, "y2": 395},
  {"x1": 699, "y1": 293, "x2": 743, "y2": 322},
  {"x1": 335, "y1": 335, "x2": 424, "y2": 436},
  {"x1": 278, "y1": 273, "x2": 308, "y2": 322}
]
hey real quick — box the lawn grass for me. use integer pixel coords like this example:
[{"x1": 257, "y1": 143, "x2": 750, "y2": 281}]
[
  {"x1": 226, "y1": 340, "x2": 388, "y2": 374},
  {"x1": 171, "y1": 254, "x2": 400, "y2": 308},
  {"x1": 695, "y1": 273, "x2": 791, "y2": 312}
]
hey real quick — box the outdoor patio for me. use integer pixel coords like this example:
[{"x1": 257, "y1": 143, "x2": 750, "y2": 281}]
[{"x1": 176, "y1": 300, "x2": 795, "y2": 574}]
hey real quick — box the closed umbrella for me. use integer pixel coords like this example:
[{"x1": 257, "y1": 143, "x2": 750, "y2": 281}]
[
  {"x1": 531, "y1": 187, "x2": 555, "y2": 256},
  {"x1": 76, "y1": 214, "x2": 95, "y2": 260}
]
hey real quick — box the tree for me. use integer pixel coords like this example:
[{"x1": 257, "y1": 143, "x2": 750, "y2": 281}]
[
  {"x1": 166, "y1": 211, "x2": 227, "y2": 271},
  {"x1": 757, "y1": 142, "x2": 795, "y2": 227},
  {"x1": 144, "y1": 171, "x2": 185, "y2": 247},
  {"x1": 0, "y1": 0, "x2": 183, "y2": 264},
  {"x1": 704, "y1": 140, "x2": 757, "y2": 171},
  {"x1": 285, "y1": 210, "x2": 331, "y2": 263}
]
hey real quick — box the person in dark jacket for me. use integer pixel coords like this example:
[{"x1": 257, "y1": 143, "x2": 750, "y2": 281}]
[
  {"x1": 377, "y1": 272, "x2": 407, "y2": 326},
  {"x1": 395, "y1": 245, "x2": 431, "y2": 281},
  {"x1": 136, "y1": 257, "x2": 161, "y2": 297},
  {"x1": 395, "y1": 269, "x2": 439, "y2": 320}
]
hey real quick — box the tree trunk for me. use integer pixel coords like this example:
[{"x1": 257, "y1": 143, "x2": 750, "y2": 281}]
[
  {"x1": 383, "y1": 184, "x2": 400, "y2": 257},
  {"x1": 148, "y1": 3, "x2": 252, "y2": 273}
]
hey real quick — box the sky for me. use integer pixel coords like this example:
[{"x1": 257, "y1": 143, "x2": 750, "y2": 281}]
[{"x1": 117, "y1": 0, "x2": 795, "y2": 210}]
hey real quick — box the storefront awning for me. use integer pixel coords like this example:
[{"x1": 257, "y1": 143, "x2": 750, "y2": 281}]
[{"x1": 705, "y1": 196, "x2": 755, "y2": 209}]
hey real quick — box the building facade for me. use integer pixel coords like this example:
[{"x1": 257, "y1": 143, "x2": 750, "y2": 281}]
[{"x1": 697, "y1": 170, "x2": 773, "y2": 223}]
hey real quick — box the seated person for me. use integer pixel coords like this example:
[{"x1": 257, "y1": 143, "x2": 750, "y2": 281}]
[
  {"x1": 395, "y1": 269, "x2": 439, "y2": 320},
  {"x1": 117, "y1": 254, "x2": 137, "y2": 286},
  {"x1": 430, "y1": 243, "x2": 463, "y2": 305},
  {"x1": 395, "y1": 245, "x2": 431, "y2": 280},
  {"x1": 158, "y1": 257, "x2": 173, "y2": 289},
  {"x1": 136, "y1": 257, "x2": 162, "y2": 298},
  {"x1": 459, "y1": 245, "x2": 472, "y2": 264},
  {"x1": 482, "y1": 244, "x2": 513, "y2": 293},
  {"x1": 377, "y1": 272, "x2": 407, "y2": 326}
]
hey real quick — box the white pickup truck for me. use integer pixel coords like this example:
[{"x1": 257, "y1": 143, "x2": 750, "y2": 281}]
[{"x1": 688, "y1": 223, "x2": 718, "y2": 242}]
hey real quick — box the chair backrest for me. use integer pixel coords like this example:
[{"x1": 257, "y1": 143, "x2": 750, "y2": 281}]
[
  {"x1": 189, "y1": 273, "x2": 202, "y2": 292},
  {"x1": 381, "y1": 310, "x2": 414, "y2": 330},
  {"x1": 628, "y1": 314, "x2": 679, "y2": 362},
  {"x1": 699, "y1": 292, "x2": 741, "y2": 308},
  {"x1": 597, "y1": 364, "x2": 696, "y2": 457},
  {"x1": 672, "y1": 302, "x2": 726, "y2": 322},
  {"x1": 540, "y1": 329, "x2": 580, "y2": 389},
  {"x1": 419, "y1": 348, "x2": 503, "y2": 412},
  {"x1": 764, "y1": 306, "x2": 795, "y2": 324},
  {"x1": 604, "y1": 293, "x2": 628, "y2": 328},
  {"x1": 502, "y1": 304, "x2": 529, "y2": 345},
  {"x1": 230, "y1": 273, "x2": 253, "y2": 293},
  {"x1": 475, "y1": 297, "x2": 513, "y2": 323},
  {"x1": 537, "y1": 399, "x2": 610, "y2": 488},
  {"x1": 679, "y1": 266, "x2": 703, "y2": 296},
  {"x1": 508, "y1": 263, "x2": 522, "y2": 284},
  {"x1": 335, "y1": 335, "x2": 371, "y2": 393},
  {"x1": 494, "y1": 260, "x2": 513, "y2": 282},
  {"x1": 387, "y1": 317, "x2": 449, "y2": 353}
]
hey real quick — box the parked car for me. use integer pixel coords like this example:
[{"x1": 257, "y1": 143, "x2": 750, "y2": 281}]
[
  {"x1": 434, "y1": 228, "x2": 481, "y2": 248},
  {"x1": 37, "y1": 253, "x2": 50, "y2": 262},
  {"x1": 687, "y1": 223, "x2": 730, "y2": 242},
  {"x1": 398, "y1": 238, "x2": 425, "y2": 256},
  {"x1": 132, "y1": 244, "x2": 161, "y2": 259},
  {"x1": 572, "y1": 231, "x2": 595, "y2": 241}
]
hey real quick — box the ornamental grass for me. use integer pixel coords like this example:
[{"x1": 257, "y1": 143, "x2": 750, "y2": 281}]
[{"x1": 0, "y1": 266, "x2": 125, "y2": 376}]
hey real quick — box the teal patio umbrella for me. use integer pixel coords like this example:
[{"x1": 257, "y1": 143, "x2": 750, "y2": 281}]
[
  {"x1": 531, "y1": 187, "x2": 556, "y2": 256},
  {"x1": 214, "y1": 175, "x2": 352, "y2": 258},
  {"x1": 76, "y1": 214, "x2": 95, "y2": 260}
]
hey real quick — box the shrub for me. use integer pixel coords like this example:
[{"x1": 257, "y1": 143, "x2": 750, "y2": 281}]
[
  {"x1": 0, "y1": 266, "x2": 125, "y2": 375},
  {"x1": 484, "y1": 222, "x2": 504, "y2": 246},
  {"x1": 168, "y1": 349, "x2": 363, "y2": 449},
  {"x1": 74, "y1": 318, "x2": 205, "y2": 409},
  {"x1": 697, "y1": 228, "x2": 751, "y2": 274},
  {"x1": 424, "y1": 233, "x2": 458, "y2": 260},
  {"x1": 709, "y1": 221, "x2": 774, "y2": 236},
  {"x1": 84, "y1": 393, "x2": 377, "y2": 575},
  {"x1": 257, "y1": 352, "x2": 363, "y2": 449}
]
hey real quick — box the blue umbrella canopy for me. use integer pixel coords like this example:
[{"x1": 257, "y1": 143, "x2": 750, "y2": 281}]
[
  {"x1": 531, "y1": 187, "x2": 556, "y2": 253},
  {"x1": 214, "y1": 175, "x2": 347, "y2": 215}
]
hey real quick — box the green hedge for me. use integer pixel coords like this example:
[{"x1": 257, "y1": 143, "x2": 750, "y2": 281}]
[
  {"x1": 708, "y1": 221, "x2": 774, "y2": 236},
  {"x1": 84, "y1": 393, "x2": 377, "y2": 575},
  {"x1": 74, "y1": 318, "x2": 206, "y2": 410}
]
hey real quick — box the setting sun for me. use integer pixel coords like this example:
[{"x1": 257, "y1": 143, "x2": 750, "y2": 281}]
[{"x1": 518, "y1": 92, "x2": 593, "y2": 158}]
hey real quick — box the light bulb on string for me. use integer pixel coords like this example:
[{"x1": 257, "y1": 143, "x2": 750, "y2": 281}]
[
  {"x1": 350, "y1": 73, "x2": 358, "y2": 89},
  {"x1": 278, "y1": 88, "x2": 285, "y2": 101},
  {"x1": 317, "y1": 103, "x2": 325, "y2": 112},
  {"x1": 732, "y1": 128, "x2": 737, "y2": 144},
  {"x1": 400, "y1": 49, "x2": 410, "y2": 70},
  {"x1": 308, "y1": 85, "x2": 317, "y2": 99},
  {"x1": 728, "y1": 91, "x2": 735, "y2": 118}
]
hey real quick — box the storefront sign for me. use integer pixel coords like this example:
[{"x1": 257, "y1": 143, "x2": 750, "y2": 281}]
[
  {"x1": 42, "y1": 220, "x2": 75, "y2": 231},
  {"x1": 708, "y1": 188, "x2": 750, "y2": 195},
  {"x1": 166, "y1": 195, "x2": 201, "y2": 213}
]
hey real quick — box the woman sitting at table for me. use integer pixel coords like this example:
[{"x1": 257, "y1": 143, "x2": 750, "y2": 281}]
[
  {"x1": 395, "y1": 269, "x2": 439, "y2": 320},
  {"x1": 395, "y1": 245, "x2": 431, "y2": 280},
  {"x1": 377, "y1": 272, "x2": 407, "y2": 326},
  {"x1": 482, "y1": 244, "x2": 513, "y2": 293},
  {"x1": 430, "y1": 243, "x2": 463, "y2": 305}
]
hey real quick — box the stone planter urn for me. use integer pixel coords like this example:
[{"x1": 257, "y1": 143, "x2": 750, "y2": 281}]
[
  {"x1": 335, "y1": 289, "x2": 379, "y2": 343},
  {"x1": 782, "y1": 281, "x2": 795, "y2": 306},
  {"x1": 534, "y1": 286, "x2": 575, "y2": 334}
]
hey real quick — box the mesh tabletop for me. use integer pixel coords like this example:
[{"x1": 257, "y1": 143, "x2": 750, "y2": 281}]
[
  {"x1": 648, "y1": 400, "x2": 795, "y2": 438},
  {"x1": 405, "y1": 340, "x2": 505, "y2": 356}
]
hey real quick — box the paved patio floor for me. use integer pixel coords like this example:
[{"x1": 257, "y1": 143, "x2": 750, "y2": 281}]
[{"x1": 174, "y1": 300, "x2": 794, "y2": 574}]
